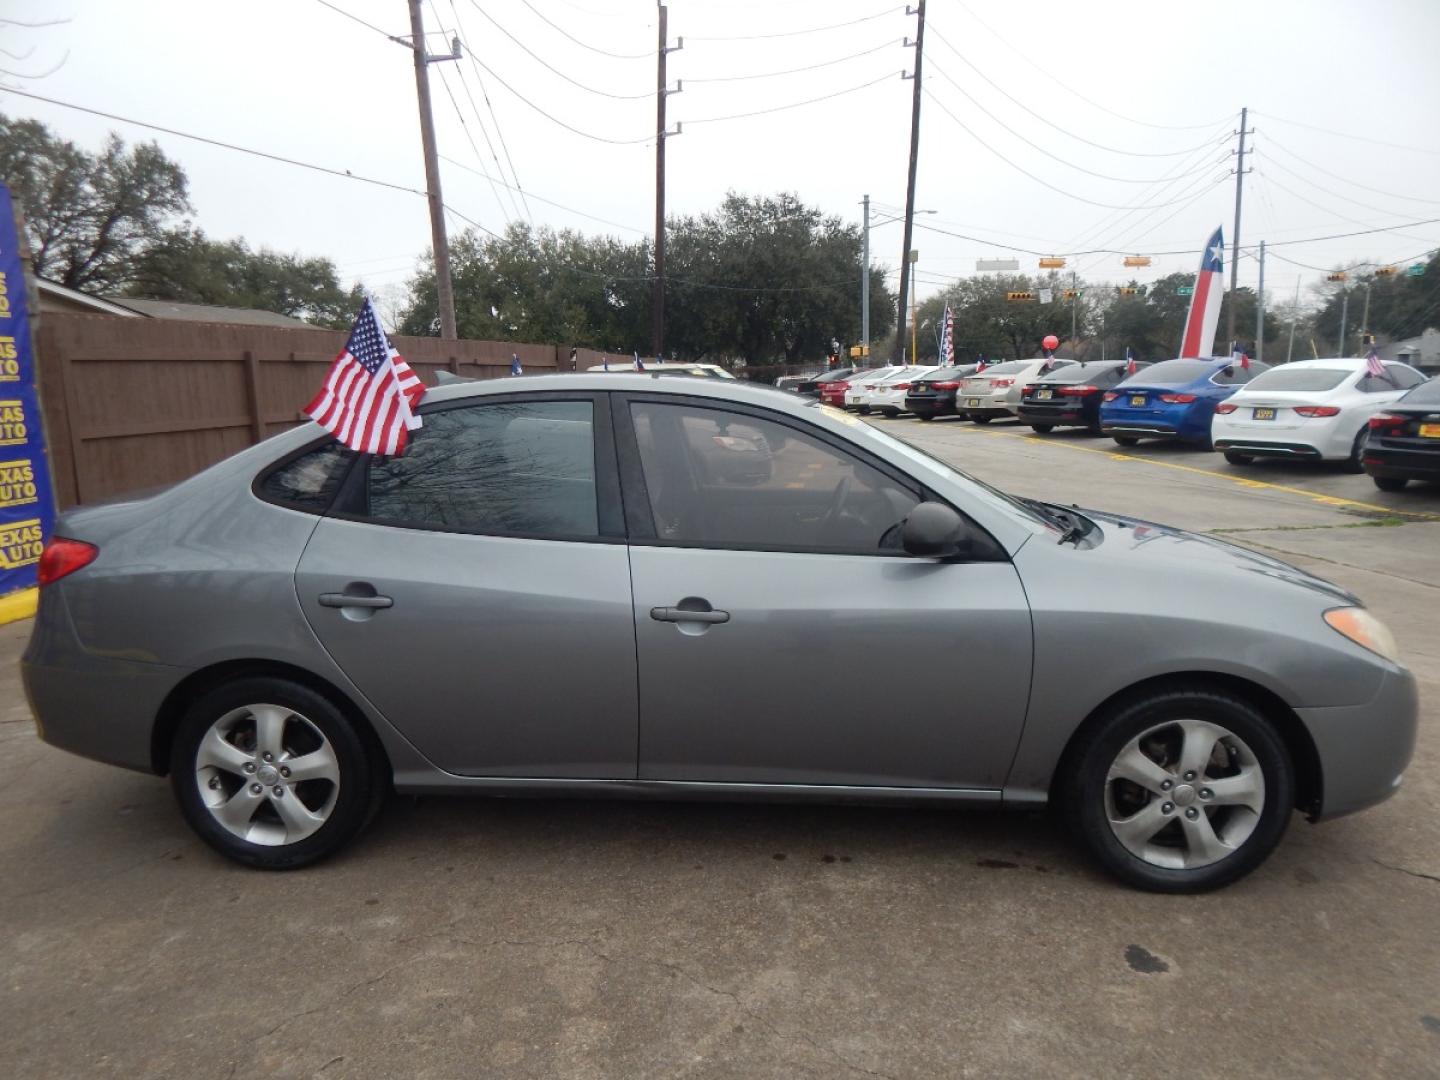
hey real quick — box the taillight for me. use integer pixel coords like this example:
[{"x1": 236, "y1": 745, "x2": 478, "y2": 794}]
[
  {"x1": 1022, "y1": 384, "x2": 1038, "y2": 395},
  {"x1": 992, "y1": 378, "x2": 1014, "y2": 388},
  {"x1": 894, "y1": 383, "x2": 911, "y2": 391},
  {"x1": 932, "y1": 381, "x2": 960, "y2": 390},
  {"x1": 1102, "y1": 392, "x2": 1119, "y2": 402},
  {"x1": 1215, "y1": 403, "x2": 1238, "y2": 415},
  {"x1": 38, "y1": 537, "x2": 97, "y2": 586},
  {"x1": 1294, "y1": 405, "x2": 1340, "y2": 418},
  {"x1": 1160, "y1": 393, "x2": 1197, "y2": 404},
  {"x1": 1058, "y1": 385, "x2": 1099, "y2": 397},
  {"x1": 1368, "y1": 412, "x2": 1406, "y2": 433}
]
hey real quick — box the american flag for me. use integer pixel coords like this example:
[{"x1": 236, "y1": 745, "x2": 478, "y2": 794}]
[
  {"x1": 1125, "y1": 346, "x2": 1137, "y2": 375},
  {"x1": 1232, "y1": 344, "x2": 1250, "y2": 371},
  {"x1": 510, "y1": 352, "x2": 523, "y2": 375},
  {"x1": 634, "y1": 351, "x2": 645, "y2": 371},
  {"x1": 304, "y1": 297, "x2": 423, "y2": 455},
  {"x1": 1365, "y1": 347, "x2": 1386, "y2": 378},
  {"x1": 940, "y1": 304, "x2": 955, "y2": 366}
]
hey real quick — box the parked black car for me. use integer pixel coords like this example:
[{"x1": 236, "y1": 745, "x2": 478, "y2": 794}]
[
  {"x1": 793, "y1": 367, "x2": 855, "y2": 398},
  {"x1": 1018, "y1": 360, "x2": 1152, "y2": 434},
  {"x1": 903, "y1": 364, "x2": 978, "y2": 420},
  {"x1": 1363, "y1": 377, "x2": 1440, "y2": 490}
]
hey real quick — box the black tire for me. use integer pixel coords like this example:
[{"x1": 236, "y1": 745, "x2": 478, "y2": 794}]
[
  {"x1": 1086, "y1": 423, "x2": 1104, "y2": 436},
  {"x1": 972, "y1": 415, "x2": 993, "y2": 425},
  {"x1": 917, "y1": 413, "x2": 935, "y2": 421},
  {"x1": 857, "y1": 406, "x2": 871, "y2": 415},
  {"x1": 1113, "y1": 436, "x2": 1140, "y2": 447},
  {"x1": 1223, "y1": 451, "x2": 1253, "y2": 466},
  {"x1": 1030, "y1": 424, "x2": 1053, "y2": 434},
  {"x1": 879, "y1": 408, "x2": 899, "y2": 417},
  {"x1": 1343, "y1": 427, "x2": 1368, "y2": 474},
  {"x1": 170, "y1": 676, "x2": 386, "y2": 870},
  {"x1": 1062, "y1": 686, "x2": 1294, "y2": 893},
  {"x1": 1373, "y1": 475, "x2": 1408, "y2": 492}
]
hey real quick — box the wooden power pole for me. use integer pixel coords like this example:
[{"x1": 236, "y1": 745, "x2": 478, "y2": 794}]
[
  {"x1": 895, "y1": 0, "x2": 925, "y2": 363},
  {"x1": 408, "y1": 0, "x2": 458, "y2": 340},
  {"x1": 652, "y1": 3, "x2": 669, "y2": 358}
]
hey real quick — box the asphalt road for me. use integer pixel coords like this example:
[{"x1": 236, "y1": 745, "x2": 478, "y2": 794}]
[{"x1": 3, "y1": 414, "x2": 1438, "y2": 1079}]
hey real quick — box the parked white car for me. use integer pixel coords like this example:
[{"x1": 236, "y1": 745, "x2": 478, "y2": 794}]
[
  {"x1": 844, "y1": 366, "x2": 906, "y2": 412},
  {"x1": 870, "y1": 367, "x2": 940, "y2": 417},
  {"x1": 1211, "y1": 357, "x2": 1429, "y2": 470},
  {"x1": 958, "y1": 358, "x2": 1077, "y2": 422}
]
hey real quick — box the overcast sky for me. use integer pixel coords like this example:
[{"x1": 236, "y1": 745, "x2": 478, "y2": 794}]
[{"x1": 4, "y1": 0, "x2": 1439, "y2": 318}]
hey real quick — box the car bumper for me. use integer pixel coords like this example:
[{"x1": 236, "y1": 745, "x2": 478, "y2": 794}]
[
  {"x1": 1363, "y1": 446, "x2": 1440, "y2": 481},
  {"x1": 1102, "y1": 421, "x2": 1181, "y2": 439},
  {"x1": 1212, "y1": 415, "x2": 1355, "y2": 460},
  {"x1": 1018, "y1": 406, "x2": 1089, "y2": 426},
  {"x1": 1299, "y1": 662, "x2": 1418, "y2": 820},
  {"x1": 20, "y1": 586, "x2": 180, "y2": 774},
  {"x1": 906, "y1": 398, "x2": 951, "y2": 418},
  {"x1": 1212, "y1": 438, "x2": 1324, "y2": 459}
]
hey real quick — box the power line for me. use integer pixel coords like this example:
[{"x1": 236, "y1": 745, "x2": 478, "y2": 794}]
[
  {"x1": 1263, "y1": 135, "x2": 1440, "y2": 206},
  {"x1": 1252, "y1": 110, "x2": 1440, "y2": 157},
  {"x1": 312, "y1": 0, "x2": 401, "y2": 41},
  {"x1": 926, "y1": 62, "x2": 1227, "y2": 184},
  {"x1": 925, "y1": 25, "x2": 1231, "y2": 159},
  {"x1": 685, "y1": 39, "x2": 900, "y2": 83},
  {"x1": 448, "y1": 0, "x2": 532, "y2": 222},
  {"x1": 1256, "y1": 148, "x2": 1440, "y2": 223},
  {"x1": 517, "y1": 0, "x2": 652, "y2": 59},
  {"x1": 687, "y1": 5, "x2": 902, "y2": 41},
  {"x1": 1253, "y1": 170, "x2": 1436, "y2": 247},
  {"x1": 463, "y1": 0, "x2": 651, "y2": 99},
  {"x1": 440, "y1": 153, "x2": 646, "y2": 233},
  {"x1": 922, "y1": 88, "x2": 1226, "y2": 211},
  {"x1": 0, "y1": 86, "x2": 427, "y2": 197},
  {"x1": 445, "y1": 46, "x2": 525, "y2": 221},
  {"x1": 433, "y1": 60, "x2": 512, "y2": 226},
  {"x1": 467, "y1": 53, "x2": 652, "y2": 144},
  {"x1": 949, "y1": 0, "x2": 1232, "y2": 132},
  {"x1": 684, "y1": 71, "x2": 900, "y2": 127}
]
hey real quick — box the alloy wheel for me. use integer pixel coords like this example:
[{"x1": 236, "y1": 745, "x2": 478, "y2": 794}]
[
  {"x1": 194, "y1": 704, "x2": 341, "y2": 846},
  {"x1": 1104, "y1": 718, "x2": 1265, "y2": 870}
]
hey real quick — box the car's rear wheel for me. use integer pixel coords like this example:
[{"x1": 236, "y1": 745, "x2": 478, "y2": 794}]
[
  {"x1": 918, "y1": 413, "x2": 934, "y2": 421},
  {"x1": 170, "y1": 677, "x2": 384, "y2": 870},
  {"x1": 1064, "y1": 687, "x2": 1294, "y2": 892},
  {"x1": 1373, "y1": 475, "x2": 1408, "y2": 492},
  {"x1": 1030, "y1": 424, "x2": 1053, "y2": 434},
  {"x1": 1223, "y1": 451, "x2": 1253, "y2": 466},
  {"x1": 972, "y1": 415, "x2": 993, "y2": 425},
  {"x1": 1113, "y1": 436, "x2": 1140, "y2": 447},
  {"x1": 1343, "y1": 427, "x2": 1369, "y2": 474}
]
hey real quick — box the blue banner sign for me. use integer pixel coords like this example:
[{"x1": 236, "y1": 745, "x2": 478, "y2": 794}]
[{"x1": 0, "y1": 182, "x2": 56, "y2": 605}]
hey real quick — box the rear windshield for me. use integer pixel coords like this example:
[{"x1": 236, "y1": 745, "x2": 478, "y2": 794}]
[
  {"x1": 1135, "y1": 359, "x2": 1221, "y2": 384},
  {"x1": 1035, "y1": 363, "x2": 1119, "y2": 384},
  {"x1": 1244, "y1": 367, "x2": 1349, "y2": 392},
  {"x1": 974, "y1": 361, "x2": 1025, "y2": 375},
  {"x1": 1400, "y1": 378, "x2": 1440, "y2": 405},
  {"x1": 921, "y1": 367, "x2": 972, "y2": 382}
]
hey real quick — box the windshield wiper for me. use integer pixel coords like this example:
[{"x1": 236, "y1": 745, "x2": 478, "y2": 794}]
[{"x1": 1022, "y1": 498, "x2": 1088, "y2": 545}]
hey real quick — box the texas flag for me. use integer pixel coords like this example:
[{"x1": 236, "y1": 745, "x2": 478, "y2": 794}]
[
  {"x1": 1125, "y1": 346, "x2": 1137, "y2": 375},
  {"x1": 1179, "y1": 226, "x2": 1225, "y2": 358}
]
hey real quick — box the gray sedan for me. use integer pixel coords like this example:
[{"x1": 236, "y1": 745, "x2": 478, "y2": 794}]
[{"x1": 22, "y1": 374, "x2": 1417, "y2": 891}]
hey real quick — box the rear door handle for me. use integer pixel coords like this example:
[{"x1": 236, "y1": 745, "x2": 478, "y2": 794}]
[
  {"x1": 650, "y1": 606, "x2": 729, "y2": 624},
  {"x1": 319, "y1": 592, "x2": 393, "y2": 609}
]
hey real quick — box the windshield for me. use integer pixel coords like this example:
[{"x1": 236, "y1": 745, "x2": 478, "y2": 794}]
[
  {"x1": 1243, "y1": 367, "x2": 1350, "y2": 392},
  {"x1": 1400, "y1": 379, "x2": 1440, "y2": 405},
  {"x1": 1132, "y1": 359, "x2": 1220, "y2": 384}
]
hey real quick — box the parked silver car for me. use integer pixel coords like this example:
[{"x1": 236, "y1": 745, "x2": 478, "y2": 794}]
[{"x1": 23, "y1": 374, "x2": 1417, "y2": 891}]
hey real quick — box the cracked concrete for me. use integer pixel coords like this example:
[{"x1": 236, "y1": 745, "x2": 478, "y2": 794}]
[{"x1": 2, "y1": 416, "x2": 1438, "y2": 1078}]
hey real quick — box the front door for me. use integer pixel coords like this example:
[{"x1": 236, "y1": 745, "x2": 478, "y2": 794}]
[
  {"x1": 296, "y1": 395, "x2": 638, "y2": 779},
  {"x1": 619, "y1": 396, "x2": 1033, "y2": 790}
]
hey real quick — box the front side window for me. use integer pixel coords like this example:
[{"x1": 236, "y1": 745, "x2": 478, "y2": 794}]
[
  {"x1": 630, "y1": 402, "x2": 919, "y2": 552},
  {"x1": 366, "y1": 400, "x2": 598, "y2": 537}
]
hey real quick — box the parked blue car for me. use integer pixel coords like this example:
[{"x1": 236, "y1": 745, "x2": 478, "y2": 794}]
[{"x1": 1100, "y1": 357, "x2": 1270, "y2": 448}]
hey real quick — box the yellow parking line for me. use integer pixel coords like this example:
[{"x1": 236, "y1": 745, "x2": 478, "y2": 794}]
[{"x1": 953, "y1": 424, "x2": 1440, "y2": 521}]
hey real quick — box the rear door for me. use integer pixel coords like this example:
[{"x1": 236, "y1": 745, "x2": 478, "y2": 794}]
[
  {"x1": 617, "y1": 394, "x2": 1033, "y2": 791},
  {"x1": 295, "y1": 392, "x2": 639, "y2": 778}
]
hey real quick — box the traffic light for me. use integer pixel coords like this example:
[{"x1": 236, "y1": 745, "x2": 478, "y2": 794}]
[
  {"x1": 1361, "y1": 333, "x2": 1376, "y2": 346},
  {"x1": 1006, "y1": 291, "x2": 1036, "y2": 302},
  {"x1": 1117, "y1": 286, "x2": 1140, "y2": 296},
  {"x1": 1061, "y1": 289, "x2": 1079, "y2": 299},
  {"x1": 1122, "y1": 256, "x2": 1152, "y2": 267},
  {"x1": 1326, "y1": 271, "x2": 1347, "y2": 282},
  {"x1": 1375, "y1": 266, "x2": 1398, "y2": 277},
  {"x1": 1038, "y1": 257, "x2": 1066, "y2": 269}
]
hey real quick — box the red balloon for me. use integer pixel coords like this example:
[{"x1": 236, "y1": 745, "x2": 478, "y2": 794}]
[{"x1": 1042, "y1": 334, "x2": 1060, "y2": 351}]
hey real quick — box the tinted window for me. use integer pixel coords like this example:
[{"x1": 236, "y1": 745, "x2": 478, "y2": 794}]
[
  {"x1": 259, "y1": 443, "x2": 354, "y2": 513},
  {"x1": 975, "y1": 361, "x2": 1025, "y2": 375},
  {"x1": 1244, "y1": 367, "x2": 1349, "y2": 392},
  {"x1": 1212, "y1": 360, "x2": 1268, "y2": 386},
  {"x1": 1038, "y1": 363, "x2": 1126, "y2": 384},
  {"x1": 1357, "y1": 367, "x2": 1409, "y2": 393},
  {"x1": 630, "y1": 402, "x2": 920, "y2": 553},
  {"x1": 366, "y1": 401, "x2": 597, "y2": 537},
  {"x1": 1138, "y1": 359, "x2": 1221, "y2": 384},
  {"x1": 1386, "y1": 364, "x2": 1425, "y2": 389},
  {"x1": 921, "y1": 366, "x2": 975, "y2": 382},
  {"x1": 1399, "y1": 378, "x2": 1440, "y2": 405}
]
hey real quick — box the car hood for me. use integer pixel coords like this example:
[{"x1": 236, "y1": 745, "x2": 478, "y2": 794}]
[{"x1": 1069, "y1": 504, "x2": 1361, "y2": 606}]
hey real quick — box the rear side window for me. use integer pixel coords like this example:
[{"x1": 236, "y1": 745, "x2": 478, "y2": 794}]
[
  {"x1": 258, "y1": 443, "x2": 354, "y2": 513},
  {"x1": 1212, "y1": 361, "x2": 1268, "y2": 386},
  {"x1": 1136, "y1": 359, "x2": 1217, "y2": 384},
  {"x1": 1386, "y1": 364, "x2": 1426, "y2": 390},
  {"x1": 1399, "y1": 378, "x2": 1440, "y2": 405},
  {"x1": 366, "y1": 400, "x2": 598, "y2": 538},
  {"x1": 1245, "y1": 367, "x2": 1349, "y2": 392}
]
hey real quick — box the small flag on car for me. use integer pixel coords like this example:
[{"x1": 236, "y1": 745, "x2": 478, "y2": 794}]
[
  {"x1": 634, "y1": 351, "x2": 645, "y2": 371},
  {"x1": 1364, "y1": 347, "x2": 1385, "y2": 378},
  {"x1": 1231, "y1": 344, "x2": 1250, "y2": 371},
  {"x1": 941, "y1": 304, "x2": 955, "y2": 366},
  {"x1": 304, "y1": 296, "x2": 423, "y2": 455},
  {"x1": 975, "y1": 352, "x2": 987, "y2": 373},
  {"x1": 510, "y1": 352, "x2": 523, "y2": 376},
  {"x1": 602, "y1": 354, "x2": 610, "y2": 371},
  {"x1": 1125, "y1": 347, "x2": 1137, "y2": 376}
]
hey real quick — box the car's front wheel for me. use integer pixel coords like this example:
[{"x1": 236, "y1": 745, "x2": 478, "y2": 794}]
[
  {"x1": 170, "y1": 677, "x2": 385, "y2": 870},
  {"x1": 1063, "y1": 687, "x2": 1294, "y2": 892},
  {"x1": 972, "y1": 415, "x2": 993, "y2": 425},
  {"x1": 1344, "y1": 427, "x2": 1369, "y2": 474},
  {"x1": 1030, "y1": 424, "x2": 1053, "y2": 434},
  {"x1": 1223, "y1": 451, "x2": 1253, "y2": 466},
  {"x1": 1113, "y1": 436, "x2": 1140, "y2": 447}
]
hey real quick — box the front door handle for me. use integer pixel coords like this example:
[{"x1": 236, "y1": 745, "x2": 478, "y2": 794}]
[
  {"x1": 319, "y1": 592, "x2": 393, "y2": 609},
  {"x1": 651, "y1": 605, "x2": 730, "y2": 625}
]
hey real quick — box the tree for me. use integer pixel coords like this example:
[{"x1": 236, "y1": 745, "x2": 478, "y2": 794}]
[
  {"x1": 126, "y1": 228, "x2": 365, "y2": 329},
  {"x1": 0, "y1": 112, "x2": 190, "y2": 292}
]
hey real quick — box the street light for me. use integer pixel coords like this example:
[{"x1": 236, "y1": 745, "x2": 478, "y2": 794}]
[{"x1": 861, "y1": 196, "x2": 935, "y2": 357}]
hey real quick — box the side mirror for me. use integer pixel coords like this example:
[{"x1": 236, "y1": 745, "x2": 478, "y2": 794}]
[{"x1": 902, "y1": 502, "x2": 971, "y2": 558}]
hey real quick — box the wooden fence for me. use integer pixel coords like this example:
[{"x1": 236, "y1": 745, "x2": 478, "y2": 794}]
[{"x1": 34, "y1": 314, "x2": 620, "y2": 508}]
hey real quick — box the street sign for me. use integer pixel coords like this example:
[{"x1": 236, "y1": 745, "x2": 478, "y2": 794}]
[
  {"x1": 1038, "y1": 288, "x2": 1053, "y2": 304},
  {"x1": 1176, "y1": 285, "x2": 1194, "y2": 296},
  {"x1": 977, "y1": 258, "x2": 1020, "y2": 272},
  {"x1": 1408, "y1": 264, "x2": 1425, "y2": 278},
  {"x1": 1123, "y1": 256, "x2": 1152, "y2": 267},
  {"x1": 1038, "y1": 257, "x2": 1066, "y2": 269}
]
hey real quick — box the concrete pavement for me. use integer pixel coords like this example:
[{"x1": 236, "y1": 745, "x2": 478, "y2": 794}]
[{"x1": 2, "y1": 414, "x2": 1437, "y2": 1079}]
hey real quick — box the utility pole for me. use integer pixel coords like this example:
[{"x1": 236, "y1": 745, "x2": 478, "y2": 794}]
[
  {"x1": 1361, "y1": 280, "x2": 1373, "y2": 350},
  {"x1": 861, "y1": 194, "x2": 871, "y2": 353},
  {"x1": 895, "y1": 0, "x2": 925, "y2": 363},
  {"x1": 651, "y1": 4, "x2": 682, "y2": 358},
  {"x1": 1226, "y1": 106, "x2": 1251, "y2": 349},
  {"x1": 1069, "y1": 270, "x2": 1078, "y2": 350},
  {"x1": 1286, "y1": 276, "x2": 1300, "y2": 363},
  {"x1": 1255, "y1": 239, "x2": 1266, "y2": 362},
  {"x1": 1338, "y1": 289, "x2": 1349, "y2": 357},
  {"x1": 408, "y1": 0, "x2": 460, "y2": 340}
]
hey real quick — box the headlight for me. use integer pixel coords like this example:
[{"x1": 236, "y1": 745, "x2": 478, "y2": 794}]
[{"x1": 1324, "y1": 607, "x2": 1401, "y2": 663}]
